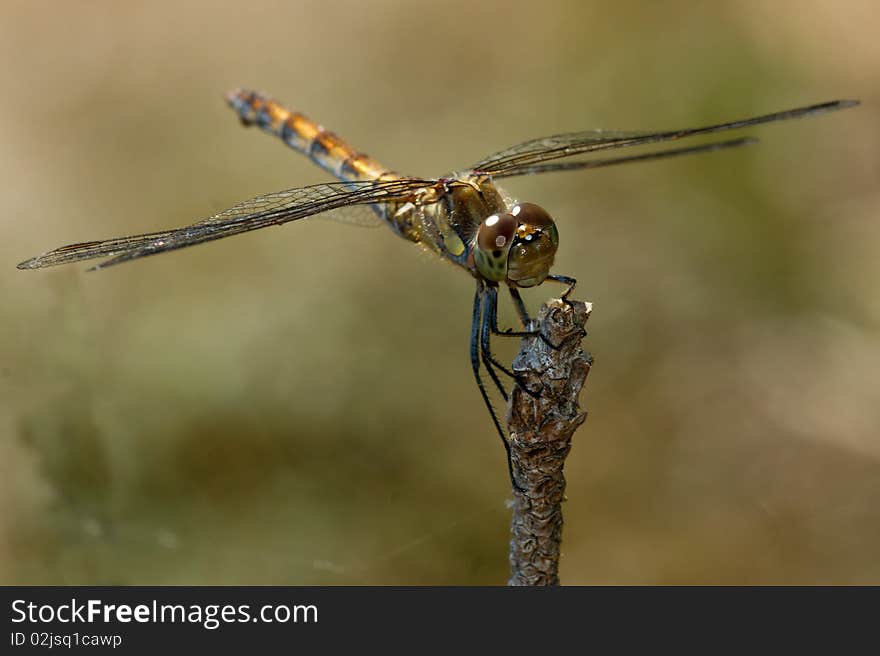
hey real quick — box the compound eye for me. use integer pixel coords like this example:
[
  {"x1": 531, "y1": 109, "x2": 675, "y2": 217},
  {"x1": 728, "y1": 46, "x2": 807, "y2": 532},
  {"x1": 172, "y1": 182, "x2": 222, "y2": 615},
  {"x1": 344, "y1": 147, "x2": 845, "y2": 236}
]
[
  {"x1": 477, "y1": 213, "x2": 517, "y2": 253},
  {"x1": 511, "y1": 202, "x2": 554, "y2": 230},
  {"x1": 506, "y1": 202, "x2": 559, "y2": 287},
  {"x1": 474, "y1": 213, "x2": 517, "y2": 282}
]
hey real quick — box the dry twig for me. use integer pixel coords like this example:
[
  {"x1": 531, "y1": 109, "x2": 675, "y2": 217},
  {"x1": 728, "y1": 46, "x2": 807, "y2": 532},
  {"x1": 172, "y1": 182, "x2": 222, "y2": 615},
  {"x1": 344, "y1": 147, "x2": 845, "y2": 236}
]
[{"x1": 507, "y1": 298, "x2": 592, "y2": 586}]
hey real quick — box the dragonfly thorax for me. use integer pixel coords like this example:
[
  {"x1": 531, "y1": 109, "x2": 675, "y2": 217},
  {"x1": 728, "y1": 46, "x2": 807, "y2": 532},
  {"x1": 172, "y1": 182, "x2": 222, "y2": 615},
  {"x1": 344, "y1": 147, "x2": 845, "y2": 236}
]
[{"x1": 473, "y1": 202, "x2": 559, "y2": 288}]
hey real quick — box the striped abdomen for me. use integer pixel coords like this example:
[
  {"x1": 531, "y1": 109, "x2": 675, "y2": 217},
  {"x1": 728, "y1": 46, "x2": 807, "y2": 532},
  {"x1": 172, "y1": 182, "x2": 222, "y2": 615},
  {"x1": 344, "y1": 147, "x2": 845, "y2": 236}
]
[
  {"x1": 224, "y1": 89, "x2": 500, "y2": 269},
  {"x1": 226, "y1": 89, "x2": 399, "y2": 184}
]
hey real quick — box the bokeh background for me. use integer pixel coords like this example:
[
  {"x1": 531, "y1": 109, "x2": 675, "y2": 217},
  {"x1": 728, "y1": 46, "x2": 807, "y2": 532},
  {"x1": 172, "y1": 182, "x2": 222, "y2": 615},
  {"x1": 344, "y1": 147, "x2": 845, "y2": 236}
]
[{"x1": 2, "y1": 0, "x2": 878, "y2": 585}]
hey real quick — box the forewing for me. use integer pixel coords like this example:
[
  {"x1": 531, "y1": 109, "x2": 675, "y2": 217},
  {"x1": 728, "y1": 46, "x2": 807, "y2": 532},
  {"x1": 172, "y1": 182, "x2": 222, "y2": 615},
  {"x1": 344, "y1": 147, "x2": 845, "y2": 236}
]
[
  {"x1": 491, "y1": 137, "x2": 758, "y2": 178},
  {"x1": 18, "y1": 179, "x2": 429, "y2": 270},
  {"x1": 473, "y1": 100, "x2": 857, "y2": 177}
]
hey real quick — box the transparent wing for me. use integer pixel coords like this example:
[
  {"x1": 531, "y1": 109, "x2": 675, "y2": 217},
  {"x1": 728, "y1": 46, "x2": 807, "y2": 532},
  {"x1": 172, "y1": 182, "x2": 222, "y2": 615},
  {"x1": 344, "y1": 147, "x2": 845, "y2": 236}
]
[
  {"x1": 18, "y1": 178, "x2": 431, "y2": 270},
  {"x1": 314, "y1": 204, "x2": 386, "y2": 229},
  {"x1": 473, "y1": 100, "x2": 858, "y2": 177},
  {"x1": 491, "y1": 136, "x2": 757, "y2": 178}
]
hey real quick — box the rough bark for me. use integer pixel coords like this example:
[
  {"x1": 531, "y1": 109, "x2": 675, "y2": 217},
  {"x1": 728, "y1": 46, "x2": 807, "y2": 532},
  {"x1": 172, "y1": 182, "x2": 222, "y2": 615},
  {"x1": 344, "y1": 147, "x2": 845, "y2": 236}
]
[{"x1": 507, "y1": 298, "x2": 592, "y2": 586}]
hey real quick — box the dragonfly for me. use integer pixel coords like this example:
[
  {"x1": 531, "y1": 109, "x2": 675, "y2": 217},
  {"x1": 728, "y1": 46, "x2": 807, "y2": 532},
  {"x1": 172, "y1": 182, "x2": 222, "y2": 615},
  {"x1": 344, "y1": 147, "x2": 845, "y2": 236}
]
[{"x1": 18, "y1": 89, "x2": 858, "y2": 488}]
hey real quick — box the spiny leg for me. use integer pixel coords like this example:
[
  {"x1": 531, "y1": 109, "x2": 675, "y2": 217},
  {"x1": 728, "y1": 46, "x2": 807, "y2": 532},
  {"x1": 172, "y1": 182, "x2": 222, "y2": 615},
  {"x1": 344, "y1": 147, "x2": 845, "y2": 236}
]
[
  {"x1": 481, "y1": 286, "x2": 517, "y2": 382},
  {"x1": 508, "y1": 287, "x2": 532, "y2": 327},
  {"x1": 545, "y1": 273, "x2": 587, "y2": 346},
  {"x1": 547, "y1": 273, "x2": 577, "y2": 299},
  {"x1": 470, "y1": 281, "x2": 519, "y2": 490},
  {"x1": 470, "y1": 282, "x2": 508, "y2": 424},
  {"x1": 486, "y1": 285, "x2": 535, "y2": 339},
  {"x1": 515, "y1": 274, "x2": 582, "y2": 353},
  {"x1": 485, "y1": 285, "x2": 543, "y2": 402}
]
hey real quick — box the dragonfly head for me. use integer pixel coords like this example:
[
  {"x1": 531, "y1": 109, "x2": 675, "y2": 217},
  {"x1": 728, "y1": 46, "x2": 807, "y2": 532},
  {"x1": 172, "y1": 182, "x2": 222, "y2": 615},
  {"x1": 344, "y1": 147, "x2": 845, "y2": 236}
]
[{"x1": 473, "y1": 202, "x2": 559, "y2": 287}]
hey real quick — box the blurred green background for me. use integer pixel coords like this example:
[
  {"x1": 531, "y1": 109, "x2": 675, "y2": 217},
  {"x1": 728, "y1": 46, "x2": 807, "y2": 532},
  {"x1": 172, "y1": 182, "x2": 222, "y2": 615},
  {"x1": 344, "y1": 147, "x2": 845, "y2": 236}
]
[{"x1": 2, "y1": 0, "x2": 877, "y2": 584}]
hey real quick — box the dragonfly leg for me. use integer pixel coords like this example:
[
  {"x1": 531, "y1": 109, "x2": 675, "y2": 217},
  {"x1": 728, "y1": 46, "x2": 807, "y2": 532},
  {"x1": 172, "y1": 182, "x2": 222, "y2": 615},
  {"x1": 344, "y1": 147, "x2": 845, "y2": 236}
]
[
  {"x1": 511, "y1": 275, "x2": 583, "y2": 353},
  {"x1": 471, "y1": 281, "x2": 521, "y2": 491},
  {"x1": 508, "y1": 287, "x2": 532, "y2": 327},
  {"x1": 481, "y1": 286, "x2": 517, "y2": 382},
  {"x1": 547, "y1": 274, "x2": 577, "y2": 300},
  {"x1": 544, "y1": 274, "x2": 588, "y2": 349},
  {"x1": 488, "y1": 286, "x2": 537, "y2": 338}
]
